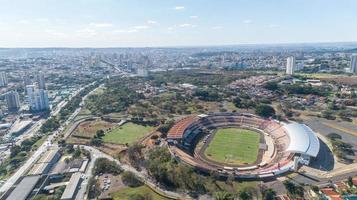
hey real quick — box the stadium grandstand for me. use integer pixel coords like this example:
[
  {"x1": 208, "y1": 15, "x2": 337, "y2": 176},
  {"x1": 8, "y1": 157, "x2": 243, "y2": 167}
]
[{"x1": 167, "y1": 112, "x2": 320, "y2": 179}]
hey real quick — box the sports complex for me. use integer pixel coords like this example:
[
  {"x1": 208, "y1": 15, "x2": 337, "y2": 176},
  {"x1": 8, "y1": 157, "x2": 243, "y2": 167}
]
[{"x1": 167, "y1": 113, "x2": 320, "y2": 179}]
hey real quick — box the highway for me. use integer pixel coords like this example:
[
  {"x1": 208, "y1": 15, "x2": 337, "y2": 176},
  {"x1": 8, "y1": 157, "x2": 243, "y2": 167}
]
[{"x1": 0, "y1": 82, "x2": 97, "y2": 195}]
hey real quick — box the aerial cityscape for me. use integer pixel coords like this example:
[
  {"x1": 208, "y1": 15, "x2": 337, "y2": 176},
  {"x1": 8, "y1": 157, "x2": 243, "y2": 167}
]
[{"x1": 0, "y1": 1, "x2": 356, "y2": 200}]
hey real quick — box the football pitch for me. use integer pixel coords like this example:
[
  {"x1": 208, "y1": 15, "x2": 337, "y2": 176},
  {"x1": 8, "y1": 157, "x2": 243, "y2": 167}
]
[
  {"x1": 204, "y1": 128, "x2": 260, "y2": 165},
  {"x1": 103, "y1": 122, "x2": 154, "y2": 144}
]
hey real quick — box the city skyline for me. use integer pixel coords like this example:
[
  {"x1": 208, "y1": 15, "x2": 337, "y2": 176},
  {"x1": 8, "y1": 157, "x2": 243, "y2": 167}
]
[{"x1": 0, "y1": 0, "x2": 357, "y2": 47}]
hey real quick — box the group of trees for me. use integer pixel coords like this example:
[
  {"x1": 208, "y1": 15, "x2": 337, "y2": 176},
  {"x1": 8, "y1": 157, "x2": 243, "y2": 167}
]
[
  {"x1": 283, "y1": 180, "x2": 304, "y2": 199},
  {"x1": 40, "y1": 117, "x2": 60, "y2": 134},
  {"x1": 93, "y1": 158, "x2": 123, "y2": 175},
  {"x1": 0, "y1": 134, "x2": 47, "y2": 177},
  {"x1": 193, "y1": 88, "x2": 222, "y2": 102},
  {"x1": 327, "y1": 133, "x2": 354, "y2": 162},
  {"x1": 146, "y1": 147, "x2": 206, "y2": 194},
  {"x1": 86, "y1": 79, "x2": 143, "y2": 115},
  {"x1": 90, "y1": 130, "x2": 105, "y2": 146},
  {"x1": 264, "y1": 81, "x2": 331, "y2": 97},
  {"x1": 255, "y1": 104, "x2": 276, "y2": 118},
  {"x1": 59, "y1": 82, "x2": 100, "y2": 120}
]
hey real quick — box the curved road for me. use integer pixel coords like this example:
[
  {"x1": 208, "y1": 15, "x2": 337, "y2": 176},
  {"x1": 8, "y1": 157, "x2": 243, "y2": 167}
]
[{"x1": 79, "y1": 145, "x2": 192, "y2": 200}]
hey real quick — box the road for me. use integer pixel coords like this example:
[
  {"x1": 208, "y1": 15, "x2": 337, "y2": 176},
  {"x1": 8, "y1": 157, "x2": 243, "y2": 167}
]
[
  {"x1": 79, "y1": 145, "x2": 191, "y2": 200},
  {"x1": 0, "y1": 82, "x2": 97, "y2": 195}
]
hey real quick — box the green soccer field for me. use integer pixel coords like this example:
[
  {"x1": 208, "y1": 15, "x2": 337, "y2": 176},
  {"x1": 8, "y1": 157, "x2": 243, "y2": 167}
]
[
  {"x1": 103, "y1": 122, "x2": 154, "y2": 144},
  {"x1": 204, "y1": 128, "x2": 260, "y2": 165}
]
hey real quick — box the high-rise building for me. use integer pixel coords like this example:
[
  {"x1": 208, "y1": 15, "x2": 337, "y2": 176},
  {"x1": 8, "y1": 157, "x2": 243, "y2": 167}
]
[
  {"x1": 350, "y1": 55, "x2": 357, "y2": 73},
  {"x1": 26, "y1": 85, "x2": 49, "y2": 112},
  {"x1": 286, "y1": 56, "x2": 296, "y2": 75},
  {"x1": 37, "y1": 72, "x2": 46, "y2": 89},
  {"x1": 5, "y1": 91, "x2": 20, "y2": 112},
  {"x1": 0, "y1": 72, "x2": 8, "y2": 87}
]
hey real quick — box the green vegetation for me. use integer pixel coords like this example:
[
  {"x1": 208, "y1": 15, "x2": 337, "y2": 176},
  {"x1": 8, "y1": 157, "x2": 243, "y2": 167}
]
[
  {"x1": 327, "y1": 133, "x2": 354, "y2": 162},
  {"x1": 283, "y1": 180, "x2": 304, "y2": 199},
  {"x1": 0, "y1": 135, "x2": 46, "y2": 179},
  {"x1": 255, "y1": 104, "x2": 275, "y2": 118},
  {"x1": 111, "y1": 185, "x2": 170, "y2": 200},
  {"x1": 146, "y1": 147, "x2": 206, "y2": 193},
  {"x1": 86, "y1": 79, "x2": 143, "y2": 115},
  {"x1": 204, "y1": 128, "x2": 260, "y2": 165},
  {"x1": 93, "y1": 158, "x2": 122, "y2": 175},
  {"x1": 59, "y1": 82, "x2": 100, "y2": 120},
  {"x1": 121, "y1": 171, "x2": 143, "y2": 187},
  {"x1": 103, "y1": 122, "x2": 154, "y2": 144},
  {"x1": 40, "y1": 117, "x2": 60, "y2": 133}
]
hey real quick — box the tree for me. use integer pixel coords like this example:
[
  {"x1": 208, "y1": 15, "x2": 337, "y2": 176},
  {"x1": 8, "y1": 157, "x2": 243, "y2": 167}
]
[
  {"x1": 255, "y1": 104, "x2": 275, "y2": 118},
  {"x1": 95, "y1": 129, "x2": 105, "y2": 138},
  {"x1": 73, "y1": 147, "x2": 81, "y2": 158},
  {"x1": 214, "y1": 191, "x2": 234, "y2": 200},
  {"x1": 88, "y1": 177, "x2": 101, "y2": 199},
  {"x1": 233, "y1": 97, "x2": 242, "y2": 108},
  {"x1": 327, "y1": 133, "x2": 342, "y2": 141},
  {"x1": 264, "y1": 81, "x2": 279, "y2": 91},
  {"x1": 239, "y1": 190, "x2": 252, "y2": 200},
  {"x1": 10, "y1": 145, "x2": 21, "y2": 158},
  {"x1": 121, "y1": 171, "x2": 143, "y2": 187},
  {"x1": 348, "y1": 176, "x2": 353, "y2": 187},
  {"x1": 90, "y1": 138, "x2": 103, "y2": 146},
  {"x1": 93, "y1": 158, "x2": 122, "y2": 175},
  {"x1": 283, "y1": 180, "x2": 304, "y2": 198},
  {"x1": 262, "y1": 188, "x2": 276, "y2": 200}
]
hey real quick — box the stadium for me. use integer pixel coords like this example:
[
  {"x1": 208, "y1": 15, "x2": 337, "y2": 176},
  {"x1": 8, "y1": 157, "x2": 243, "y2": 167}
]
[{"x1": 167, "y1": 113, "x2": 320, "y2": 179}]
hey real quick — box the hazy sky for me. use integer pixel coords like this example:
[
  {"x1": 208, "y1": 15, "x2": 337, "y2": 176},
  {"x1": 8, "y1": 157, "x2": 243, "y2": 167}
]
[{"x1": 0, "y1": 0, "x2": 356, "y2": 47}]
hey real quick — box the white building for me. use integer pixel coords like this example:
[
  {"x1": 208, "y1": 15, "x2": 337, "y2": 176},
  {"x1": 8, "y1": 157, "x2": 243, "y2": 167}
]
[
  {"x1": 26, "y1": 85, "x2": 49, "y2": 112},
  {"x1": 0, "y1": 72, "x2": 8, "y2": 87},
  {"x1": 350, "y1": 55, "x2": 357, "y2": 73},
  {"x1": 5, "y1": 91, "x2": 21, "y2": 112},
  {"x1": 286, "y1": 56, "x2": 295, "y2": 75}
]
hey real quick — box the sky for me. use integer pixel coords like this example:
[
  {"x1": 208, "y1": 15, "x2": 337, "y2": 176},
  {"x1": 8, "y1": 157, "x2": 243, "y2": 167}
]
[{"x1": 0, "y1": 0, "x2": 356, "y2": 47}]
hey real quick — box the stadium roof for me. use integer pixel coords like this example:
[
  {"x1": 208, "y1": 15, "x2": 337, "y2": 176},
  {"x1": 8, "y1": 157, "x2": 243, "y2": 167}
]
[
  {"x1": 284, "y1": 123, "x2": 320, "y2": 157},
  {"x1": 167, "y1": 116, "x2": 198, "y2": 139}
]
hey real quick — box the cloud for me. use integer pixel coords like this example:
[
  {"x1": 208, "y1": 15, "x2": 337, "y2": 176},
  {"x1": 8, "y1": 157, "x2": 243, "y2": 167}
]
[
  {"x1": 18, "y1": 19, "x2": 30, "y2": 24},
  {"x1": 45, "y1": 29, "x2": 67, "y2": 38},
  {"x1": 211, "y1": 26, "x2": 223, "y2": 30},
  {"x1": 36, "y1": 18, "x2": 49, "y2": 23},
  {"x1": 76, "y1": 28, "x2": 97, "y2": 37},
  {"x1": 179, "y1": 23, "x2": 196, "y2": 28},
  {"x1": 174, "y1": 6, "x2": 185, "y2": 10},
  {"x1": 190, "y1": 15, "x2": 198, "y2": 19},
  {"x1": 243, "y1": 19, "x2": 252, "y2": 24},
  {"x1": 90, "y1": 23, "x2": 113, "y2": 28},
  {"x1": 114, "y1": 25, "x2": 150, "y2": 34},
  {"x1": 114, "y1": 29, "x2": 138, "y2": 33},
  {"x1": 147, "y1": 20, "x2": 158, "y2": 25},
  {"x1": 268, "y1": 24, "x2": 280, "y2": 28},
  {"x1": 133, "y1": 25, "x2": 149, "y2": 29}
]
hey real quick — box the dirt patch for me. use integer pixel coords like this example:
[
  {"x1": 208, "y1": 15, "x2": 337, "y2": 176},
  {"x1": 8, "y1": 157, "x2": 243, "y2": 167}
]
[
  {"x1": 73, "y1": 119, "x2": 115, "y2": 138},
  {"x1": 98, "y1": 174, "x2": 125, "y2": 199}
]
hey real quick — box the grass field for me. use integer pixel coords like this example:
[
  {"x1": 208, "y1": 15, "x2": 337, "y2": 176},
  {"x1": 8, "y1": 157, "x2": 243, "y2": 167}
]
[
  {"x1": 74, "y1": 120, "x2": 114, "y2": 138},
  {"x1": 110, "y1": 185, "x2": 170, "y2": 200},
  {"x1": 103, "y1": 122, "x2": 154, "y2": 144},
  {"x1": 204, "y1": 128, "x2": 260, "y2": 165}
]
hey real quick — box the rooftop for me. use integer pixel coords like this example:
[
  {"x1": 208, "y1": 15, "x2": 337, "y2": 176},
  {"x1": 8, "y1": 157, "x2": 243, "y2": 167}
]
[
  {"x1": 284, "y1": 123, "x2": 320, "y2": 157},
  {"x1": 60, "y1": 172, "x2": 82, "y2": 200},
  {"x1": 6, "y1": 175, "x2": 41, "y2": 200}
]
